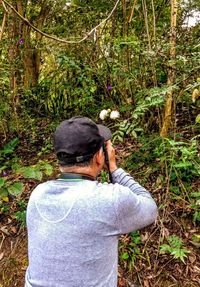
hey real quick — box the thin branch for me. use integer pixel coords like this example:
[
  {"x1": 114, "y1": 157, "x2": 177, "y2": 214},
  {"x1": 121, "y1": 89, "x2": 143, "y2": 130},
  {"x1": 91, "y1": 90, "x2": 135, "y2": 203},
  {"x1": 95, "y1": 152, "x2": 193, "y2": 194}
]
[
  {"x1": 151, "y1": 0, "x2": 156, "y2": 42},
  {"x1": 142, "y1": 0, "x2": 151, "y2": 51},
  {"x1": 128, "y1": 0, "x2": 137, "y2": 24},
  {"x1": 0, "y1": 12, "x2": 7, "y2": 40},
  {"x1": 1, "y1": 0, "x2": 8, "y2": 12},
  {"x1": 2, "y1": 0, "x2": 121, "y2": 44}
]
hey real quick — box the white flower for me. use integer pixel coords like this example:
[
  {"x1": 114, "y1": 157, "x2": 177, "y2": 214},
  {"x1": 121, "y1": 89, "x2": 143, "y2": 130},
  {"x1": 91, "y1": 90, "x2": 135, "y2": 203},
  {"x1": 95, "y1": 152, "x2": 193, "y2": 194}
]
[
  {"x1": 99, "y1": 109, "x2": 109, "y2": 120},
  {"x1": 110, "y1": 110, "x2": 120, "y2": 120}
]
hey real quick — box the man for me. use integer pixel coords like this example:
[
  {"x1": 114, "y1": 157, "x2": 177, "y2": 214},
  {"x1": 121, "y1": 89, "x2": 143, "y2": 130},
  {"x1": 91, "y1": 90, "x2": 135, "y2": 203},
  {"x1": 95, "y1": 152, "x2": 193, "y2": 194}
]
[{"x1": 25, "y1": 116, "x2": 157, "y2": 287}]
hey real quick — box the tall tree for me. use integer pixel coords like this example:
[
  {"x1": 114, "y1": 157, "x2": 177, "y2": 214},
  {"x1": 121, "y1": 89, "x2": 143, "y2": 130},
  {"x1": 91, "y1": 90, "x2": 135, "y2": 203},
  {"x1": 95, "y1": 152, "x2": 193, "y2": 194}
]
[{"x1": 160, "y1": 0, "x2": 177, "y2": 137}]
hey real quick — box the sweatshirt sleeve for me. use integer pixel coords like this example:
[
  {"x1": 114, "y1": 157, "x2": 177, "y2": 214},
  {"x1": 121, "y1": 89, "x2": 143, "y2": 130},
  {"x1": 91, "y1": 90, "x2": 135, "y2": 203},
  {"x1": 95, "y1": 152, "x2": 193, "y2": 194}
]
[{"x1": 111, "y1": 168, "x2": 158, "y2": 234}]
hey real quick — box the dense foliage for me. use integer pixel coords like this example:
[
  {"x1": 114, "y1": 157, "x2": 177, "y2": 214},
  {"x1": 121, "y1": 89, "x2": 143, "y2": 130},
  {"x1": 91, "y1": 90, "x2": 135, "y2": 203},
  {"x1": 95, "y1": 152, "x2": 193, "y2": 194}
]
[{"x1": 0, "y1": 0, "x2": 200, "y2": 286}]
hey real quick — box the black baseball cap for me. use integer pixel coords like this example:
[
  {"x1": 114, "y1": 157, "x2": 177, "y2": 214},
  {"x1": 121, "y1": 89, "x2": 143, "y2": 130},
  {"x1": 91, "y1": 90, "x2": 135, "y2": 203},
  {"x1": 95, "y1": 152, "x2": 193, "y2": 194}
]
[{"x1": 54, "y1": 116, "x2": 112, "y2": 165}]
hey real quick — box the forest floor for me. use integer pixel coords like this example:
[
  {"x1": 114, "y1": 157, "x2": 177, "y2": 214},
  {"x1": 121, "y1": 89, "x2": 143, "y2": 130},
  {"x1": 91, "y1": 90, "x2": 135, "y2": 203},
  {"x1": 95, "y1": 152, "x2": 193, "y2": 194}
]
[{"x1": 0, "y1": 119, "x2": 200, "y2": 287}]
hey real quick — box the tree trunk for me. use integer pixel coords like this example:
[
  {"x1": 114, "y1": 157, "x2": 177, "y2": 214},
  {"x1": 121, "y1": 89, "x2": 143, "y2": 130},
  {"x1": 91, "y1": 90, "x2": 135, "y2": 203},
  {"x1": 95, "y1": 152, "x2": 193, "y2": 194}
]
[
  {"x1": 23, "y1": 3, "x2": 47, "y2": 88},
  {"x1": 23, "y1": 26, "x2": 40, "y2": 88},
  {"x1": 8, "y1": 1, "x2": 23, "y2": 114},
  {"x1": 160, "y1": 0, "x2": 177, "y2": 137},
  {"x1": 0, "y1": 12, "x2": 7, "y2": 41}
]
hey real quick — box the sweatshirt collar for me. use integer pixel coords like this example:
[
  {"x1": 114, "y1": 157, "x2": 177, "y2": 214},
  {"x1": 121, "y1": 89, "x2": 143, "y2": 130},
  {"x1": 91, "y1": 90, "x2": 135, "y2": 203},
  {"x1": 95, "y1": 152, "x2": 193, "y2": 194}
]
[{"x1": 58, "y1": 173, "x2": 96, "y2": 182}]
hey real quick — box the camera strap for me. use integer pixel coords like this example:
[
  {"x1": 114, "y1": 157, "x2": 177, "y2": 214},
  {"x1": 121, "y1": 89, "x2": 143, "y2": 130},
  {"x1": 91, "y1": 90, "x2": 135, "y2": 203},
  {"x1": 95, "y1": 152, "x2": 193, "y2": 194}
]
[{"x1": 102, "y1": 144, "x2": 112, "y2": 183}]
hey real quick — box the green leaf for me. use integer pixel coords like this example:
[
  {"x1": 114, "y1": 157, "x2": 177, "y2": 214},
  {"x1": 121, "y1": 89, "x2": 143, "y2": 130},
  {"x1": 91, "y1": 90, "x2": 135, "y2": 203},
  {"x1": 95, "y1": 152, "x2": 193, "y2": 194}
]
[
  {"x1": 7, "y1": 182, "x2": 24, "y2": 197},
  {"x1": 0, "y1": 178, "x2": 5, "y2": 188},
  {"x1": 160, "y1": 244, "x2": 171, "y2": 253},
  {"x1": 174, "y1": 162, "x2": 192, "y2": 168},
  {"x1": 0, "y1": 187, "x2": 8, "y2": 198},
  {"x1": 30, "y1": 170, "x2": 43, "y2": 180},
  {"x1": 171, "y1": 248, "x2": 190, "y2": 262},
  {"x1": 193, "y1": 211, "x2": 200, "y2": 222},
  {"x1": 17, "y1": 167, "x2": 43, "y2": 180},
  {"x1": 131, "y1": 130, "x2": 137, "y2": 139},
  {"x1": 14, "y1": 210, "x2": 26, "y2": 227},
  {"x1": 1, "y1": 138, "x2": 19, "y2": 155},
  {"x1": 44, "y1": 164, "x2": 53, "y2": 176},
  {"x1": 121, "y1": 252, "x2": 129, "y2": 260},
  {"x1": 90, "y1": 86, "x2": 97, "y2": 93},
  {"x1": 168, "y1": 235, "x2": 182, "y2": 248},
  {"x1": 11, "y1": 163, "x2": 21, "y2": 171},
  {"x1": 190, "y1": 192, "x2": 200, "y2": 198},
  {"x1": 38, "y1": 161, "x2": 53, "y2": 176},
  {"x1": 195, "y1": 114, "x2": 200, "y2": 124},
  {"x1": 118, "y1": 131, "x2": 124, "y2": 137},
  {"x1": 0, "y1": 165, "x2": 7, "y2": 172},
  {"x1": 118, "y1": 135, "x2": 124, "y2": 142}
]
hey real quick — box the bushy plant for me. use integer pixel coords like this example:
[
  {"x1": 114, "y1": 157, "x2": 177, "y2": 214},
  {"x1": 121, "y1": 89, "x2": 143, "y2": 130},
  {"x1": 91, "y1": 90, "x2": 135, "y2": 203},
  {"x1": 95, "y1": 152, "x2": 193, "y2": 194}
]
[
  {"x1": 154, "y1": 137, "x2": 200, "y2": 182},
  {"x1": 119, "y1": 231, "x2": 142, "y2": 269},
  {"x1": 0, "y1": 139, "x2": 53, "y2": 218},
  {"x1": 112, "y1": 86, "x2": 168, "y2": 142}
]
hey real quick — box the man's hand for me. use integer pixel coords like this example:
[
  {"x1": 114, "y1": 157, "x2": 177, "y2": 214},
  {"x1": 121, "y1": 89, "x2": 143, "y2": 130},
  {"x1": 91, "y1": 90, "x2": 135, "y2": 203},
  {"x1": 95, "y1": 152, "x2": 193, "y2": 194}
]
[{"x1": 105, "y1": 140, "x2": 118, "y2": 173}]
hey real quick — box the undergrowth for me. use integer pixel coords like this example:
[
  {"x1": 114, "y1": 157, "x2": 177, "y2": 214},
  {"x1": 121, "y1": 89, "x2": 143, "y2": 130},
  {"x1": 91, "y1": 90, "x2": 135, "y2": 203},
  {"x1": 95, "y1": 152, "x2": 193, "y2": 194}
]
[{"x1": 118, "y1": 132, "x2": 200, "y2": 279}]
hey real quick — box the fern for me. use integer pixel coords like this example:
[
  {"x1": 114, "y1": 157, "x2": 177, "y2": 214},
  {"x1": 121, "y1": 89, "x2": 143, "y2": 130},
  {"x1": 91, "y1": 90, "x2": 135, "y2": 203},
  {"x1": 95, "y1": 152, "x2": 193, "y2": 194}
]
[
  {"x1": 113, "y1": 86, "x2": 168, "y2": 142},
  {"x1": 160, "y1": 235, "x2": 190, "y2": 263}
]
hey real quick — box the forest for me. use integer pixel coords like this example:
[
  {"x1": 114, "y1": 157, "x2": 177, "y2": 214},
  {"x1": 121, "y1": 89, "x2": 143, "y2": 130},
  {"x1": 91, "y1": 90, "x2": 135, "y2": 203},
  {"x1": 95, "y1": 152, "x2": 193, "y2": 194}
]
[{"x1": 0, "y1": 0, "x2": 200, "y2": 286}]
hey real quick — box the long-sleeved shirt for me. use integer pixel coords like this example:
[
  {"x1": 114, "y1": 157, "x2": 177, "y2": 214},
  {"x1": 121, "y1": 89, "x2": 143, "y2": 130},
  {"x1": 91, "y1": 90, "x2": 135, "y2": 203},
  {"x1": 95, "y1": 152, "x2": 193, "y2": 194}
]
[{"x1": 25, "y1": 168, "x2": 157, "y2": 287}]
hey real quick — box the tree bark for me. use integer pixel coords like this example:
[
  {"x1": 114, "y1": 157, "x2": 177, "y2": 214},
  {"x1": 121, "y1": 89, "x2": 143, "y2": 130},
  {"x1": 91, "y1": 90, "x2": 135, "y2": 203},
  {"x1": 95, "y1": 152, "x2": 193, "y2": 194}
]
[
  {"x1": 23, "y1": 26, "x2": 40, "y2": 88},
  {"x1": 160, "y1": 0, "x2": 177, "y2": 137},
  {"x1": 0, "y1": 12, "x2": 7, "y2": 41},
  {"x1": 23, "y1": 3, "x2": 48, "y2": 88},
  {"x1": 8, "y1": 1, "x2": 23, "y2": 114}
]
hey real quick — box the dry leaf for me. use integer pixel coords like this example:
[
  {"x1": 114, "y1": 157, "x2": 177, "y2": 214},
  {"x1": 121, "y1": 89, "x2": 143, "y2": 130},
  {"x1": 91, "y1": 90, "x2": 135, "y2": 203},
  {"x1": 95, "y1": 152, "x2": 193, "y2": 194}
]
[
  {"x1": 141, "y1": 232, "x2": 149, "y2": 242},
  {"x1": 143, "y1": 279, "x2": 150, "y2": 287},
  {"x1": 10, "y1": 226, "x2": 17, "y2": 234},
  {"x1": 0, "y1": 226, "x2": 10, "y2": 236},
  {"x1": 0, "y1": 252, "x2": 4, "y2": 261}
]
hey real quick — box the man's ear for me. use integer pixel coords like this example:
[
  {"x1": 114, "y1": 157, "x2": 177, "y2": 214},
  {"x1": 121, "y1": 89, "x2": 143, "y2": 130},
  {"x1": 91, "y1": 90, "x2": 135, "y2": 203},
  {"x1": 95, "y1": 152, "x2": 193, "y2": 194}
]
[{"x1": 94, "y1": 148, "x2": 104, "y2": 165}]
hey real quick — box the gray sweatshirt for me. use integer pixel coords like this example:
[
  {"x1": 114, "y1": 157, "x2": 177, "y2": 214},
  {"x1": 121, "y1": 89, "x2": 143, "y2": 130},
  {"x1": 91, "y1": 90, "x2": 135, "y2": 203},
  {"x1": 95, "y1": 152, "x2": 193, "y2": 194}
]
[{"x1": 25, "y1": 168, "x2": 157, "y2": 287}]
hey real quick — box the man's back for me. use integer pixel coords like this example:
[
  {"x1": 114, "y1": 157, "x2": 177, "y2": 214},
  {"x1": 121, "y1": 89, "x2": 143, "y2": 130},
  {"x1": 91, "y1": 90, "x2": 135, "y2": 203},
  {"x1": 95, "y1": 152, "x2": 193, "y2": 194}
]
[
  {"x1": 25, "y1": 169, "x2": 157, "y2": 287},
  {"x1": 26, "y1": 179, "x2": 120, "y2": 287}
]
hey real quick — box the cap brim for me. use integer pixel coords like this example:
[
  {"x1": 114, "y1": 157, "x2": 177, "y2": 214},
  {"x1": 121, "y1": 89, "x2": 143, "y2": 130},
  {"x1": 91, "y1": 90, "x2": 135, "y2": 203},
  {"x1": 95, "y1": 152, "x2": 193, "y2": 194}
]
[{"x1": 97, "y1": 124, "x2": 112, "y2": 141}]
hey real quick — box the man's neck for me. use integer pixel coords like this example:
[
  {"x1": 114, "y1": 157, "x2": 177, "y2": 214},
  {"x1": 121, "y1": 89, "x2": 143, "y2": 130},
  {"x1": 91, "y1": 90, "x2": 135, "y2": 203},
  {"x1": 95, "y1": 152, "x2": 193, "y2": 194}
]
[{"x1": 60, "y1": 166, "x2": 97, "y2": 179}]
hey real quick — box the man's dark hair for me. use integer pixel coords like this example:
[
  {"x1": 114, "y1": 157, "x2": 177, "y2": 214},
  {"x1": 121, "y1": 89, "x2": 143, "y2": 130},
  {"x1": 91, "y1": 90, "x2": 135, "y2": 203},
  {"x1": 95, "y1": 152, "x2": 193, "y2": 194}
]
[{"x1": 57, "y1": 152, "x2": 94, "y2": 168}]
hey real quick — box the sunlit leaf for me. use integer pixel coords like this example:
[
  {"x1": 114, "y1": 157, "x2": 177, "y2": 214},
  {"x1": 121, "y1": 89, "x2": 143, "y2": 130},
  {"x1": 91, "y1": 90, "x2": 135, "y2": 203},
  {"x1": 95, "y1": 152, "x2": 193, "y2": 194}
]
[
  {"x1": 2, "y1": 196, "x2": 9, "y2": 202},
  {"x1": 38, "y1": 161, "x2": 53, "y2": 176},
  {"x1": 121, "y1": 252, "x2": 129, "y2": 260},
  {"x1": 8, "y1": 182, "x2": 24, "y2": 197},
  {"x1": 17, "y1": 167, "x2": 43, "y2": 180},
  {"x1": 0, "y1": 187, "x2": 8, "y2": 198},
  {"x1": 195, "y1": 114, "x2": 200, "y2": 124},
  {"x1": 131, "y1": 130, "x2": 137, "y2": 139}
]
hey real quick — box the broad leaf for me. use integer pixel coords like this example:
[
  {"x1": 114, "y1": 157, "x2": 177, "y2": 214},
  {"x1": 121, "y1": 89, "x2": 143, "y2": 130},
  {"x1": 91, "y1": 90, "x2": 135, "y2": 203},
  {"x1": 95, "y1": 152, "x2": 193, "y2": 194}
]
[
  {"x1": 17, "y1": 167, "x2": 43, "y2": 180},
  {"x1": 38, "y1": 161, "x2": 53, "y2": 176},
  {"x1": 0, "y1": 178, "x2": 5, "y2": 188},
  {"x1": 8, "y1": 182, "x2": 24, "y2": 197},
  {"x1": 0, "y1": 187, "x2": 8, "y2": 198}
]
